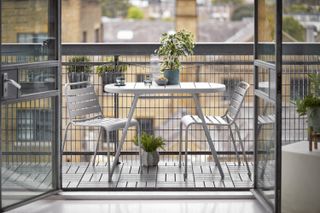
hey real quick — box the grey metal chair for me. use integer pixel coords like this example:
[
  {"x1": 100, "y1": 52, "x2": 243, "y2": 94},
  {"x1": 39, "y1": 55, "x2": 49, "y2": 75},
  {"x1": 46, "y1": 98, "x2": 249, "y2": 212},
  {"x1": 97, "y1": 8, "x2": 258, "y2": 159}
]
[
  {"x1": 62, "y1": 81, "x2": 141, "y2": 182},
  {"x1": 179, "y1": 81, "x2": 251, "y2": 178}
]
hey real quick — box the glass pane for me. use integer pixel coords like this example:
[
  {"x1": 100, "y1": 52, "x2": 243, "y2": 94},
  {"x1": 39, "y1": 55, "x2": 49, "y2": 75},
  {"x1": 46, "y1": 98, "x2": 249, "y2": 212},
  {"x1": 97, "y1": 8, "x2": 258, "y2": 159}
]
[
  {"x1": 256, "y1": 97, "x2": 276, "y2": 207},
  {"x1": 257, "y1": 0, "x2": 276, "y2": 61},
  {"x1": 1, "y1": 0, "x2": 57, "y2": 64},
  {"x1": 1, "y1": 97, "x2": 55, "y2": 208},
  {"x1": 19, "y1": 67, "x2": 57, "y2": 95},
  {"x1": 283, "y1": 0, "x2": 319, "y2": 43}
]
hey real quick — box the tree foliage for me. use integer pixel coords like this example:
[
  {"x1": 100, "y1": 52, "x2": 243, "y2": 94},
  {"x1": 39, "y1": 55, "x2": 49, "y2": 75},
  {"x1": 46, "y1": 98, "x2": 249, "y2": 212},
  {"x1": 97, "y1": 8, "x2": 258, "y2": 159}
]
[
  {"x1": 100, "y1": 0, "x2": 130, "y2": 18},
  {"x1": 283, "y1": 16, "x2": 305, "y2": 41},
  {"x1": 127, "y1": 6, "x2": 144, "y2": 20},
  {"x1": 231, "y1": 4, "x2": 253, "y2": 21}
]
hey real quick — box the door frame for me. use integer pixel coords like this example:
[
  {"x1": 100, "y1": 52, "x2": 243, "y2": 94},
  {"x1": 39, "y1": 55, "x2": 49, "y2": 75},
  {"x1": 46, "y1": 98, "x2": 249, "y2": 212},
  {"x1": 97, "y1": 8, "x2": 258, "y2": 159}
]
[
  {"x1": 252, "y1": 0, "x2": 282, "y2": 212},
  {"x1": 0, "y1": 0, "x2": 62, "y2": 211}
]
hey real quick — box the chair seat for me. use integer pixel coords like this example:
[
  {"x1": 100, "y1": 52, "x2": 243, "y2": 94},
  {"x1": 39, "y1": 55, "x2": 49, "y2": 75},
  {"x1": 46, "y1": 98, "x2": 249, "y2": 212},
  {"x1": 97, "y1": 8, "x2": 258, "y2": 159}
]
[
  {"x1": 181, "y1": 115, "x2": 229, "y2": 127},
  {"x1": 72, "y1": 117, "x2": 138, "y2": 132}
]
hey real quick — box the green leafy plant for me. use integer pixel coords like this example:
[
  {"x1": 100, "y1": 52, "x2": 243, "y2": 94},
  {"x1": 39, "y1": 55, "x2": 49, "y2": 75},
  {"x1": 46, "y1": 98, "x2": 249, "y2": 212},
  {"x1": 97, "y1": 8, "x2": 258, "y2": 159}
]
[
  {"x1": 296, "y1": 73, "x2": 320, "y2": 116},
  {"x1": 96, "y1": 61, "x2": 127, "y2": 76},
  {"x1": 155, "y1": 30, "x2": 195, "y2": 71},
  {"x1": 67, "y1": 56, "x2": 92, "y2": 73},
  {"x1": 134, "y1": 132, "x2": 165, "y2": 153}
]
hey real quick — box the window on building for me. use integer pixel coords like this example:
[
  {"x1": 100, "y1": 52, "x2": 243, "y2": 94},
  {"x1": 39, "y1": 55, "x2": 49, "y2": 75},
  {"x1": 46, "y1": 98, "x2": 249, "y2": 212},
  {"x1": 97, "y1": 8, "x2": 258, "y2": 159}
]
[
  {"x1": 16, "y1": 109, "x2": 52, "y2": 141},
  {"x1": 17, "y1": 33, "x2": 47, "y2": 43},
  {"x1": 290, "y1": 78, "x2": 309, "y2": 101},
  {"x1": 223, "y1": 78, "x2": 240, "y2": 100},
  {"x1": 95, "y1": 28, "x2": 100, "y2": 42},
  {"x1": 82, "y1": 31, "x2": 87, "y2": 43},
  {"x1": 137, "y1": 118, "x2": 154, "y2": 135}
]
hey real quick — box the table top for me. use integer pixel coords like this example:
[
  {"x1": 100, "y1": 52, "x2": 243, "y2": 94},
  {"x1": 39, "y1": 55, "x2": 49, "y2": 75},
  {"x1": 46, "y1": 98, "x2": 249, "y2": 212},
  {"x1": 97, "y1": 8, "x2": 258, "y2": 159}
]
[{"x1": 104, "y1": 82, "x2": 226, "y2": 95}]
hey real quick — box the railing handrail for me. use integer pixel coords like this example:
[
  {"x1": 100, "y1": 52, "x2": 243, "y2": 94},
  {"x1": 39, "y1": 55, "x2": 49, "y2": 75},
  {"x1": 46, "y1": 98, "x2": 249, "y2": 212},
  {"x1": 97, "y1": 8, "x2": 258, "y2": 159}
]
[{"x1": 2, "y1": 42, "x2": 320, "y2": 56}]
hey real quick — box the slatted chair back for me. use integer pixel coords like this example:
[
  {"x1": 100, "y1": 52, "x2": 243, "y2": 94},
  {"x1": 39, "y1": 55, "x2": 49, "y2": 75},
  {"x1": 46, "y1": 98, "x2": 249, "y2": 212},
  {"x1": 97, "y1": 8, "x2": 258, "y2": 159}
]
[
  {"x1": 225, "y1": 81, "x2": 250, "y2": 123},
  {"x1": 64, "y1": 82, "x2": 102, "y2": 120}
]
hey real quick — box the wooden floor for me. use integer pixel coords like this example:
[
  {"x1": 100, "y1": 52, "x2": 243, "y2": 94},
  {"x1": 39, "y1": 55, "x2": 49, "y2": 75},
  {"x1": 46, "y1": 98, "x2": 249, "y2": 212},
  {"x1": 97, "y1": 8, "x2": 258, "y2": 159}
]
[{"x1": 63, "y1": 161, "x2": 253, "y2": 189}]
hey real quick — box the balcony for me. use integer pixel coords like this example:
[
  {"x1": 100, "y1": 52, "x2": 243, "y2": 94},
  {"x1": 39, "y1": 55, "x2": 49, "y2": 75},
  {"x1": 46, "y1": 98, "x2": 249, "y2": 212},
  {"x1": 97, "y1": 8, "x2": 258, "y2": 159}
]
[{"x1": 1, "y1": 43, "x2": 317, "y2": 194}]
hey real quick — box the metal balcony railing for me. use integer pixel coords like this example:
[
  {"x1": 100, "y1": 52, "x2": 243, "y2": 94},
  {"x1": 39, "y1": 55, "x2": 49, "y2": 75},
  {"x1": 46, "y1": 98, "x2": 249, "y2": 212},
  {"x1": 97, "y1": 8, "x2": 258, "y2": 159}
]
[
  {"x1": 59, "y1": 43, "x2": 319, "y2": 164},
  {"x1": 1, "y1": 42, "x2": 319, "y2": 165}
]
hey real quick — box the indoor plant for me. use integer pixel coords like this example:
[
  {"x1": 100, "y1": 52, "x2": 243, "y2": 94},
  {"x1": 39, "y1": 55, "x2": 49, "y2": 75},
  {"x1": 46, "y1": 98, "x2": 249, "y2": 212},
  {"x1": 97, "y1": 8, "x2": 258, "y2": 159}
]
[
  {"x1": 134, "y1": 132, "x2": 165, "y2": 167},
  {"x1": 296, "y1": 73, "x2": 320, "y2": 133},
  {"x1": 155, "y1": 30, "x2": 195, "y2": 85},
  {"x1": 96, "y1": 59, "x2": 127, "y2": 85},
  {"x1": 67, "y1": 56, "x2": 92, "y2": 85}
]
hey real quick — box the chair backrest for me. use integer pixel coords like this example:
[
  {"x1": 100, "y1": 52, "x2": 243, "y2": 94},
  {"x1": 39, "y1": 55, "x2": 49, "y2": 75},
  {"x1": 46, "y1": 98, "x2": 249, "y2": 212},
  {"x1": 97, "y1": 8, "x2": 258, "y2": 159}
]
[
  {"x1": 64, "y1": 81, "x2": 102, "y2": 120},
  {"x1": 225, "y1": 81, "x2": 250, "y2": 123}
]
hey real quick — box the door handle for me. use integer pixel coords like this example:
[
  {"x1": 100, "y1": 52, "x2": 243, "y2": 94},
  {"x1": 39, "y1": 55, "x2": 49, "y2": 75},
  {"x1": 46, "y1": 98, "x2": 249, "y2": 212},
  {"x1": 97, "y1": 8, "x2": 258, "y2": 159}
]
[
  {"x1": 2, "y1": 73, "x2": 22, "y2": 98},
  {"x1": 4, "y1": 78, "x2": 22, "y2": 89}
]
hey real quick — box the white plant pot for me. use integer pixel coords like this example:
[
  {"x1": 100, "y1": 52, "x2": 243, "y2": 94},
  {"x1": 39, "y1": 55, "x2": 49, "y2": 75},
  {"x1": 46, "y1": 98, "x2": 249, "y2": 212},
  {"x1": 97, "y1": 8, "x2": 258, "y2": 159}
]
[{"x1": 142, "y1": 150, "x2": 160, "y2": 167}]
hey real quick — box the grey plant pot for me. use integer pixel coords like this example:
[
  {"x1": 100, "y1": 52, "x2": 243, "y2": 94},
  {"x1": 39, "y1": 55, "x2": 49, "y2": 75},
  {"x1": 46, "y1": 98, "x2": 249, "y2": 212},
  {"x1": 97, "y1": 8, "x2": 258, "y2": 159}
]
[
  {"x1": 307, "y1": 107, "x2": 320, "y2": 133},
  {"x1": 102, "y1": 71, "x2": 122, "y2": 85},
  {"x1": 67, "y1": 72, "x2": 90, "y2": 89},
  {"x1": 163, "y1": 69, "x2": 180, "y2": 85},
  {"x1": 142, "y1": 150, "x2": 160, "y2": 167}
]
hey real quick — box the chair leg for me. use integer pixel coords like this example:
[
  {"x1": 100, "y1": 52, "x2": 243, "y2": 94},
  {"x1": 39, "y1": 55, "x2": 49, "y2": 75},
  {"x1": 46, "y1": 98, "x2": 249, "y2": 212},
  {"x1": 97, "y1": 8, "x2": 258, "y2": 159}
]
[
  {"x1": 137, "y1": 124, "x2": 142, "y2": 174},
  {"x1": 234, "y1": 123, "x2": 251, "y2": 176},
  {"x1": 228, "y1": 125, "x2": 241, "y2": 166},
  {"x1": 184, "y1": 126, "x2": 189, "y2": 180},
  {"x1": 62, "y1": 122, "x2": 72, "y2": 152},
  {"x1": 106, "y1": 131, "x2": 112, "y2": 182},
  {"x1": 179, "y1": 121, "x2": 183, "y2": 168},
  {"x1": 92, "y1": 127, "x2": 103, "y2": 167}
]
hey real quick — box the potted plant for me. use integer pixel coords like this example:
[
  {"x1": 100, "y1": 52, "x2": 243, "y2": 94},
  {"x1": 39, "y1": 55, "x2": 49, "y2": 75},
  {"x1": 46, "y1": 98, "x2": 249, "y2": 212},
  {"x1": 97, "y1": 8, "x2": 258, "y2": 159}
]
[
  {"x1": 67, "y1": 56, "x2": 92, "y2": 85},
  {"x1": 96, "y1": 59, "x2": 127, "y2": 86},
  {"x1": 296, "y1": 73, "x2": 320, "y2": 133},
  {"x1": 134, "y1": 132, "x2": 165, "y2": 167},
  {"x1": 155, "y1": 30, "x2": 195, "y2": 85}
]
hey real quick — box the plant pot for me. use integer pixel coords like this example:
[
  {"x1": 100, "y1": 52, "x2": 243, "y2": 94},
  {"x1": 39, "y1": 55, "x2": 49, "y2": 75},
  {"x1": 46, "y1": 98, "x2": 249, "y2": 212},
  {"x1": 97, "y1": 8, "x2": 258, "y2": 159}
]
[
  {"x1": 163, "y1": 69, "x2": 180, "y2": 85},
  {"x1": 142, "y1": 150, "x2": 160, "y2": 167},
  {"x1": 307, "y1": 107, "x2": 320, "y2": 133},
  {"x1": 67, "y1": 72, "x2": 90, "y2": 89},
  {"x1": 102, "y1": 71, "x2": 123, "y2": 85}
]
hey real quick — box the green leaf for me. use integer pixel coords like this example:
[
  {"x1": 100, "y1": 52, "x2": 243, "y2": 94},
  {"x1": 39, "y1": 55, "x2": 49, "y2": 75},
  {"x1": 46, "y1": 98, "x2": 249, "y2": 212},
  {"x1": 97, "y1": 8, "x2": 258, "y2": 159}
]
[{"x1": 134, "y1": 132, "x2": 165, "y2": 152}]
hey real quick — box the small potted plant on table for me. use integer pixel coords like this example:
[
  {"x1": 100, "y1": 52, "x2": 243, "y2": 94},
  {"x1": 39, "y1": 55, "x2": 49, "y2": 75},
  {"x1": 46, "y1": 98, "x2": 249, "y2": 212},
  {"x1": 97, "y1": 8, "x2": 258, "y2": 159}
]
[
  {"x1": 296, "y1": 73, "x2": 320, "y2": 134},
  {"x1": 67, "y1": 56, "x2": 92, "y2": 84},
  {"x1": 155, "y1": 30, "x2": 195, "y2": 85},
  {"x1": 134, "y1": 132, "x2": 165, "y2": 167},
  {"x1": 96, "y1": 58, "x2": 127, "y2": 86}
]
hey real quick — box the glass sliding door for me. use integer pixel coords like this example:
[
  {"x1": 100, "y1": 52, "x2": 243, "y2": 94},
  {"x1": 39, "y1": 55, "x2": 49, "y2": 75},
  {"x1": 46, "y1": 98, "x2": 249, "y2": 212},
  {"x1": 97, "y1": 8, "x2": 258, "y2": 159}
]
[
  {"x1": 0, "y1": 0, "x2": 60, "y2": 210},
  {"x1": 253, "y1": 0, "x2": 282, "y2": 212}
]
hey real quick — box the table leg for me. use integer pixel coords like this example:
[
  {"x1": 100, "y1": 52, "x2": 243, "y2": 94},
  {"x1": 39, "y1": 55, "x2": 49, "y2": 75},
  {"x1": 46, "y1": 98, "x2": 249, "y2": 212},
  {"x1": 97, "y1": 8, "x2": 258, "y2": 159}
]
[
  {"x1": 192, "y1": 94, "x2": 224, "y2": 179},
  {"x1": 110, "y1": 94, "x2": 139, "y2": 180}
]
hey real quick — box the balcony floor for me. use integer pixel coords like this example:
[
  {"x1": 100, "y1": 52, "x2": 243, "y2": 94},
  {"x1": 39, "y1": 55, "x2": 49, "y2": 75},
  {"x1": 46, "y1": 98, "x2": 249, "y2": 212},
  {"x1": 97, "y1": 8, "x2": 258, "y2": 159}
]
[{"x1": 62, "y1": 161, "x2": 253, "y2": 189}]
